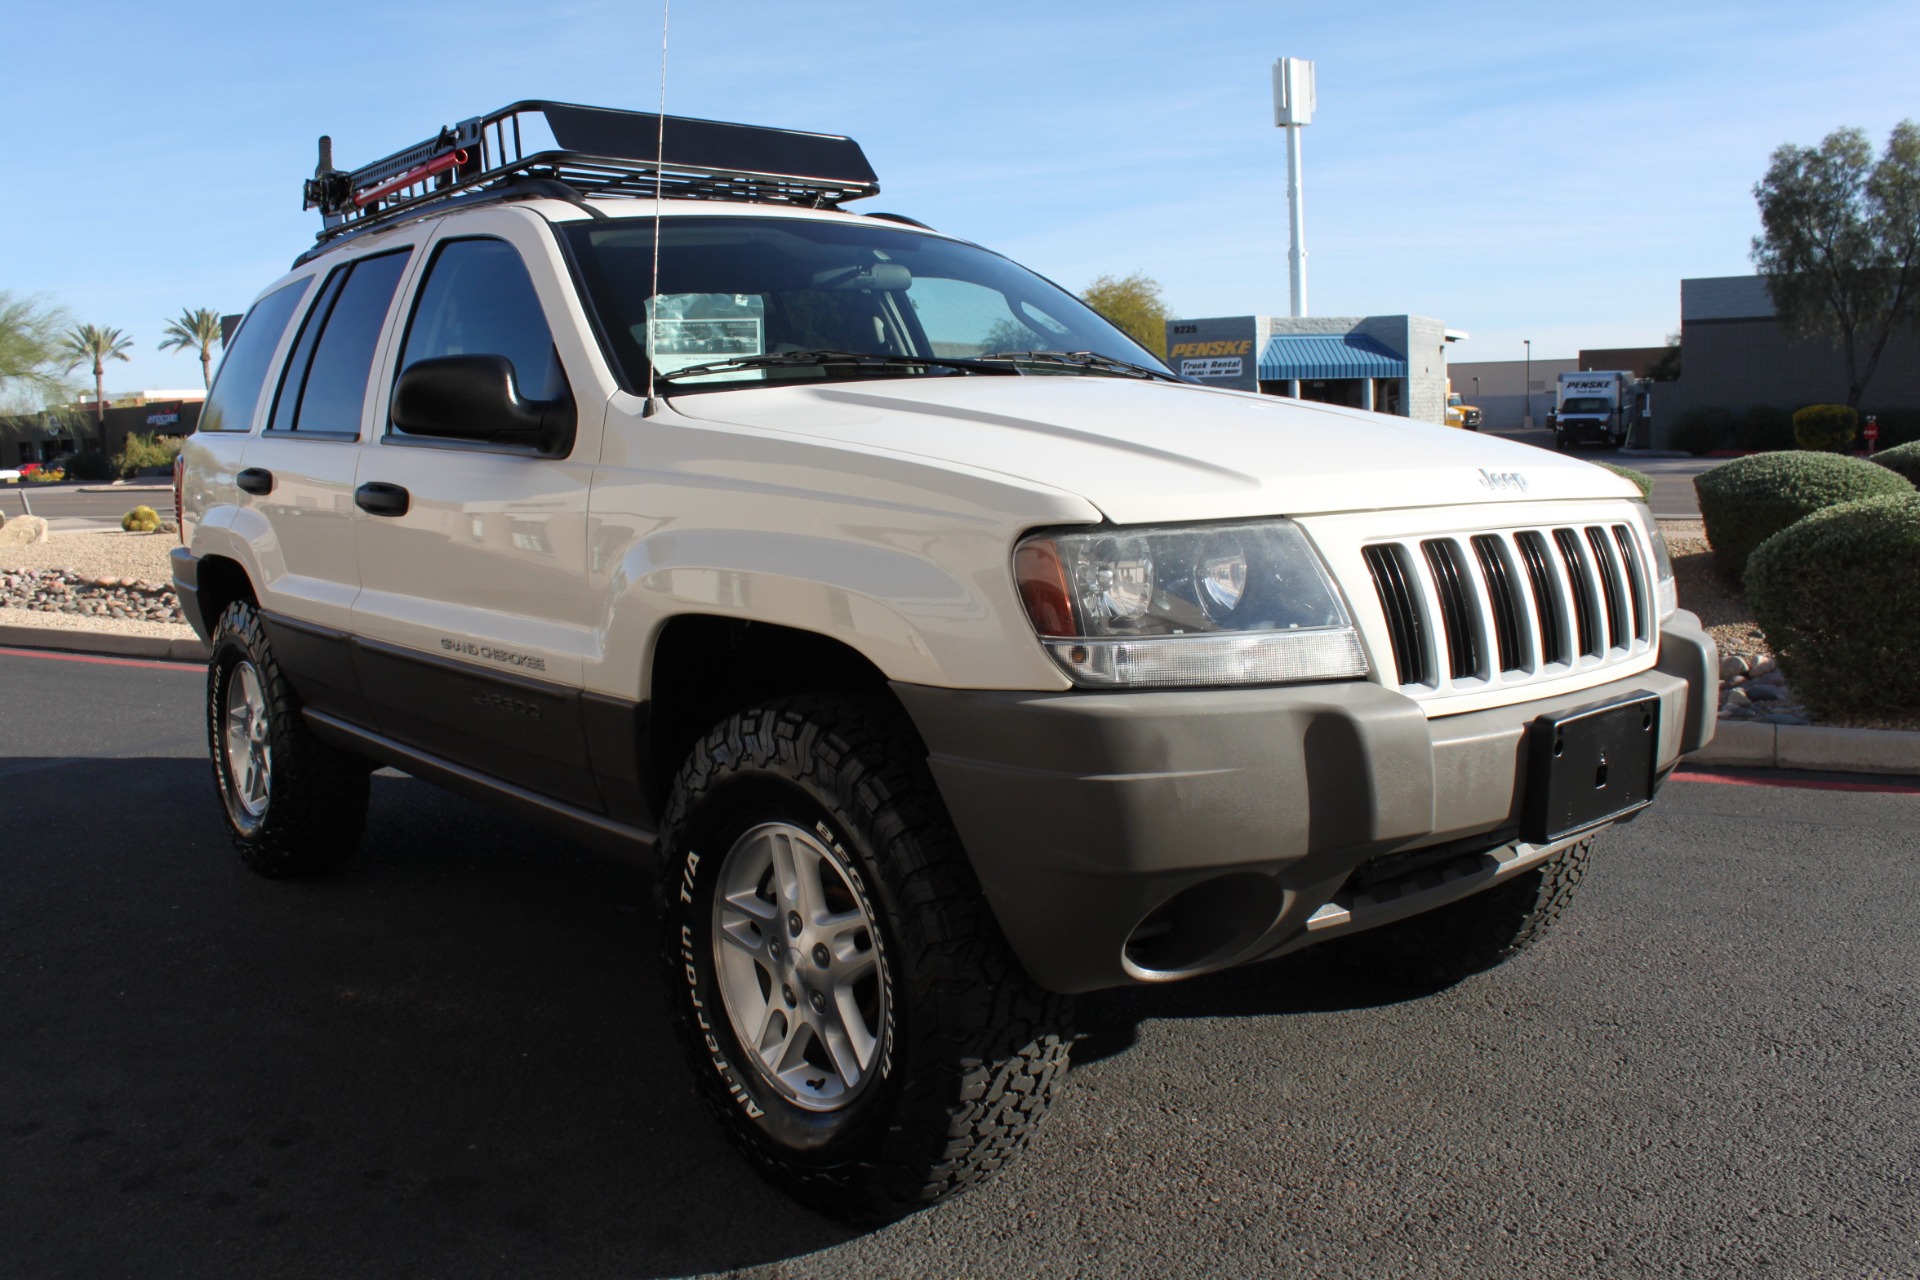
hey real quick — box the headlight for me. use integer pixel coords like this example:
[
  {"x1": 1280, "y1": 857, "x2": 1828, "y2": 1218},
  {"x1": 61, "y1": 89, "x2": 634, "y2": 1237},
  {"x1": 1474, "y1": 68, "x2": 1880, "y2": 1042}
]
[
  {"x1": 1629, "y1": 502, "x2": 1678, "y2": 620},
  {"x1": 1014, "y1": 520, "x2": 1369, "y2": 687}
]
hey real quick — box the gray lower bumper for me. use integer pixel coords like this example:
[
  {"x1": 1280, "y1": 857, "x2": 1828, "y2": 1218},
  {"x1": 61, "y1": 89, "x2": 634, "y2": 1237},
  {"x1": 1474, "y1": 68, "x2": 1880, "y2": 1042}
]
[{"x1": 895, "y1": 610, "x2": 1717, "y2": 994}]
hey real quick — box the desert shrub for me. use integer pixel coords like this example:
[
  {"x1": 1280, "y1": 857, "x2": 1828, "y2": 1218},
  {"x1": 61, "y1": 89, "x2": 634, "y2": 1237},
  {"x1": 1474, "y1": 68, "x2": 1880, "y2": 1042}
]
[
  {"x1": 24, "y1": 467, "x2": 63, "y2": 484},
  {"x1": 1734, "y1": 404, "x2": 1796, "y2": 452},
  {"x1": 1746, "y1": 494, "x2": 1920, "y2": 716},
  {"x1": 1594, "y1": 461, "x2": 1652, "y2": 500},
  {"x1": 61, "y1": 450, "x2": 112, "y2": 481},
  {"x1": 1792, "y1": 404, "x2": 1857, "y2": 453},
  {"x1": 1864, "y1": 407, "x2": 1920, "y2": 450},
  {"x1": 114, "y1": 433, "x2": 185, "y2": 479},
  {"x1": 121, "y1": 505, "x2": 161, "y2": 533},
  {"x1": 1667, "y1": 404, "x2": 1733, "y2": 456},
  {"x1": 1694, "y1": 451, "x2": 1909, "y2": 582},
  {"x1": 1870, "y1": 440, "x2": 1920, "y2": 487}
]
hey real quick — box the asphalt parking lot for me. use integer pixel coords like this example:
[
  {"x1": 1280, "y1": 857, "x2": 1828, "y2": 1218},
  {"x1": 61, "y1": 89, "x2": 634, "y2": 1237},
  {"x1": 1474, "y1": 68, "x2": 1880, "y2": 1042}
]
[{"x1": 3, "y1": 647, "x2": 1916, "y2": 1279}]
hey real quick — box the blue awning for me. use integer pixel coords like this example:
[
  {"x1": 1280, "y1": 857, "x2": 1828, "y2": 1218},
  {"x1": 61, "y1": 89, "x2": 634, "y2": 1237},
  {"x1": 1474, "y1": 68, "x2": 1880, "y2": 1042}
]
[{"x1": 1258, "y1": 333, "x2": 1407, "y2": 381}]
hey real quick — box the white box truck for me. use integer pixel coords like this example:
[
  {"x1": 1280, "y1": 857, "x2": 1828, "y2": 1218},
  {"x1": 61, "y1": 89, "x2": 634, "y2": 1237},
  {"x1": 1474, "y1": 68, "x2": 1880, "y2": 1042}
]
[{"x1": 1554, "y1": 371, "x2": 1643, "y2": 450}]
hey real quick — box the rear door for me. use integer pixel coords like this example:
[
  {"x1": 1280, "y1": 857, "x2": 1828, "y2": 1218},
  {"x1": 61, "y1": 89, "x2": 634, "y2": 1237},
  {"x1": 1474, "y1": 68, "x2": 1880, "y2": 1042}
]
[{"x1": 235, "y1": 237, "x2": 424, "y2": 722}]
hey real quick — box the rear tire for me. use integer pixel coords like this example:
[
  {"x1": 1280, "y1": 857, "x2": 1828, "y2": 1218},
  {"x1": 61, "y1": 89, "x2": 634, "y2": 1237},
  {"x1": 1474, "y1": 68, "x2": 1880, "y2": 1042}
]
[
  {"x1": 207, "y1": 599, "x2": 369, "y2": 877},
  {"x1": 1330, "y1": 837, "x2": 1592, "y2": 989},
  {"x1": 658, "y1": 695, "x2": 1073, "y2": 1223}
]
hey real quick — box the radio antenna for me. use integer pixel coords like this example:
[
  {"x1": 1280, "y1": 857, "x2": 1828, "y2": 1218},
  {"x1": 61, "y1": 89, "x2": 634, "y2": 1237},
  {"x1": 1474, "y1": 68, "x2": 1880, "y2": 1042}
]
[{"x1": 643, "y1": 0, "x2": 671, "y2": 416}]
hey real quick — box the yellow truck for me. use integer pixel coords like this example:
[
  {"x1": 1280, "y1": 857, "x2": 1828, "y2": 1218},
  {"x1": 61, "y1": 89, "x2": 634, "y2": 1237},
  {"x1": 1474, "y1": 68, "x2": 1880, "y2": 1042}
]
[{"x1": 1445, "y1": 387, "x2": 1483, "y2": 430}]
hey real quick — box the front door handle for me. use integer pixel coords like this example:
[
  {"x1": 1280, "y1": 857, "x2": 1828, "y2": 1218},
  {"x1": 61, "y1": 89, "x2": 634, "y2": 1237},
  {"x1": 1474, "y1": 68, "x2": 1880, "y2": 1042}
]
[
  {"x1": 354, "y1": 482, "x2": 410, "y2": 517},
  {"x1": 235, "y1": 467, "x2": 273, "y2": 496}
]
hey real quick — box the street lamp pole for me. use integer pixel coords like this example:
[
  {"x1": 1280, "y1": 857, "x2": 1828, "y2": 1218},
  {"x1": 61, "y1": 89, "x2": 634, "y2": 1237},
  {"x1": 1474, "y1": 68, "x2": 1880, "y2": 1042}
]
[{"x1": 1523, "y1": 339, "x2": 1533, "y2": 430}]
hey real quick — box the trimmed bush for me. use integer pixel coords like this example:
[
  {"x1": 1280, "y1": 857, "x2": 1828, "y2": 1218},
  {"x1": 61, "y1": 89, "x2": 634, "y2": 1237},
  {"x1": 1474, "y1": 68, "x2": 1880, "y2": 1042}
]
[
  {"x1": 1792, "y1": 404, "x2": 1857, "y2": 453},
  {"x1": 1864, "y1": 407, "x2": 1920, "y2": 450},
  {"x1": 1594, "y1": 461, "x2": 1652, "y2": 500},
  {"x1": 1746, "y1": 494, "x2": 1920, "y2": 716},
  {"x1": 121, "y1": 505, "x2": 161, "y2": 533},
  {"x1": 1694, "y1": 451, "x2": 1909, "y2": 582},
  {"x1": 1871, "y1": 439, "x2": 1920, "y2": 487},
  {"x1": 61, "y1": 450, "x2": 113, "y2": 481},
  {"x1": 1667, "y1": 404, "x2": 1734, "y2": 456},
  {"x1": 114, "y1": 433, "x2": 185, "y2": 479},
  {"x1": 1734, "y1": 404, "x2": 1796, "y2": 452}
]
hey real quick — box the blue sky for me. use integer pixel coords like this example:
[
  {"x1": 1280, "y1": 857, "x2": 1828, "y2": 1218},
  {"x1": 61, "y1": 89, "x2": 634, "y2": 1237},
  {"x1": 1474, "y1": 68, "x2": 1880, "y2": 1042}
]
[{"x1": 4, "y1": 0, "x2": 1916, "y2": 394}]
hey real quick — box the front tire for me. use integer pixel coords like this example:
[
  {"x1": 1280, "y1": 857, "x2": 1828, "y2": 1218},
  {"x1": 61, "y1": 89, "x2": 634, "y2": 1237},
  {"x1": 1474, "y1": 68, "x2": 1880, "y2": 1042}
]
[
  {"x1": 207, "y1": 599, "x2": 369, "y2": 877},
  {"x1": 659, "y1": 696, "x2": 1072, "y2": 1223},
  {"x1": 1330, "y1": 837, "x2": 1592, "y2": 989}
]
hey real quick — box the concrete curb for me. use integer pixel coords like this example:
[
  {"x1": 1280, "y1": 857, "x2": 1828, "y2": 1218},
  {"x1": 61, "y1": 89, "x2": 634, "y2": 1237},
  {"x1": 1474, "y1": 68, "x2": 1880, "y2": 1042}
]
[
  {"x1": 76, "y1": 484, "x2": 173, "y2": 493},
  {"x1": 1685, "y1": 719, "x2": 1920, "y2": 776},
  {"x1": 0, "y1": 622, "x2": 207, "y2": 664}
]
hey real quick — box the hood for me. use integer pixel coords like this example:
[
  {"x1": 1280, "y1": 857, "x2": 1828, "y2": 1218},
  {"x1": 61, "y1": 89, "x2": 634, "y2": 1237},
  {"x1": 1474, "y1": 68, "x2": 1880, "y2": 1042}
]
[{"x1": 670, "y1": 376, "x2": 1638, "y2": 523}]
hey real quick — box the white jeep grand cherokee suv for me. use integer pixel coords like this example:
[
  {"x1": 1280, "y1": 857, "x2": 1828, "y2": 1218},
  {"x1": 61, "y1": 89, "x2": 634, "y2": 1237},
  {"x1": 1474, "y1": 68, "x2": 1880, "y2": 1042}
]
[{"x1": 172, "y1": 101, "x2": 1716, "y2": 1222}]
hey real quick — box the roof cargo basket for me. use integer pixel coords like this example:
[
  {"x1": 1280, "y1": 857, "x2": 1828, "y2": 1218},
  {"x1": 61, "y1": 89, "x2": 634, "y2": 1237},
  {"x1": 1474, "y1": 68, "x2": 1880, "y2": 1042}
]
[{"x1": 302, "y1": 100, "x2": 880, "y2": 245}]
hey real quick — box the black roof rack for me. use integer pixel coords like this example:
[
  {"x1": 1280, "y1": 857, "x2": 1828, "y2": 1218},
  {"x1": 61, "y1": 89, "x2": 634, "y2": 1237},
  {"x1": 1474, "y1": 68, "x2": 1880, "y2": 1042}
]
[{"x1": 302, "y1": 100, "x2": 880, "y2": 246}]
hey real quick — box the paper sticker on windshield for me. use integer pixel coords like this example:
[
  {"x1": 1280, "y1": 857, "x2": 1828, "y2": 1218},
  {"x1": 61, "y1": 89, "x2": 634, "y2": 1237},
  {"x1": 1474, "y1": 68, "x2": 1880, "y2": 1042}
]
[
  {"x1": 644, "y1": 294, "x2": 767, "y2": 378},
  {"x1": 649, "y1": 317, "x2": 764, "y2": 375}
]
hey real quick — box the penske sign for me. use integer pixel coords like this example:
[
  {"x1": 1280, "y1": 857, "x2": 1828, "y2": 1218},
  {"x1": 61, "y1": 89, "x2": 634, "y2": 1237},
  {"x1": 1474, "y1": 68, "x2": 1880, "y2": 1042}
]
[{"x1": 1170, "y1": 339, "x2": 1250, "y2": 380}]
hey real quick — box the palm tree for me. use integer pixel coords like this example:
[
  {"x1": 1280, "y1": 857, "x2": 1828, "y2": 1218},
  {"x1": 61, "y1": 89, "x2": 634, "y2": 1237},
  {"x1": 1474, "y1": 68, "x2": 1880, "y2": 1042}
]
[
  {"x1": 58, "y1": 324, "x2": 134, "y2": 450},
  {"x1": 158, "y1": 307, "x2": 225, "y2": 390}
]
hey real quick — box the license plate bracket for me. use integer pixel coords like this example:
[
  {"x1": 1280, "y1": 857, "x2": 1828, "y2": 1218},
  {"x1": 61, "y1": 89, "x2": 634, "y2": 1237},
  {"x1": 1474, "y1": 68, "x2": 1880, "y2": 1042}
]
[{"x1": 1520, "y1": 693, "x2": 1660, "y2": 844}]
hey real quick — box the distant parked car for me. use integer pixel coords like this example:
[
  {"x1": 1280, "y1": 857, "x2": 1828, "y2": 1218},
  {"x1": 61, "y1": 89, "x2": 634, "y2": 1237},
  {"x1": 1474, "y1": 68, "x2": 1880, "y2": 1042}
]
[{"x1": 0, "y1": 468, "x2": 20, "y2": 484}]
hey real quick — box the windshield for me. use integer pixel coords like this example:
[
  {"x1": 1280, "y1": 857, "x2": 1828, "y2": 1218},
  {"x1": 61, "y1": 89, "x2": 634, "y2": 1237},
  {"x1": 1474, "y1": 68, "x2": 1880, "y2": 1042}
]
[
  {"x1": 1561, "y1": 397, "x2": 1612, "y2": 413},
  {"x1": 561, "y1": 215, "x2": 1169, "y2": 393}
]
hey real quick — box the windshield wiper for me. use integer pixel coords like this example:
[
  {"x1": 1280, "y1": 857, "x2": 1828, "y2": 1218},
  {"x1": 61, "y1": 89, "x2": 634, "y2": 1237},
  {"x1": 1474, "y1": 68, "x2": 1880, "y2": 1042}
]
[
  {"x1": 979, "y1": 349, "x2": 1185, "y2": 383},
  {"x1": 662, "y1": 348, "x2": 1020, "y2": 381}
]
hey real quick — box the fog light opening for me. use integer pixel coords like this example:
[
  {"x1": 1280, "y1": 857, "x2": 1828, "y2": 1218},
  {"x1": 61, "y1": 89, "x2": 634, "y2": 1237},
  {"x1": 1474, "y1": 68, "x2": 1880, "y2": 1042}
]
[{"x1": 1122, "y1": 872, "x2": 1285, "y2": 980}]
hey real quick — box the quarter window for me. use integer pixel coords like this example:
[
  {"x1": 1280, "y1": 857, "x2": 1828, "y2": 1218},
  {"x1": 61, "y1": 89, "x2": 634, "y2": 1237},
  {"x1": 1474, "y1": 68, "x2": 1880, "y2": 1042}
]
[{"x1": 198, "y1": 277, "x2": 312, "y2": 433}]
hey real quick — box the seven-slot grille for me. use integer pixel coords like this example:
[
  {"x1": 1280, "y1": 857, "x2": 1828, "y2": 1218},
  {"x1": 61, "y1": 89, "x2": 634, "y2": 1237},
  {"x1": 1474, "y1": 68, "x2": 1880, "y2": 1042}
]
[{"x1": 1361, "y1": 522, "x2": 1654, "y2": 697}]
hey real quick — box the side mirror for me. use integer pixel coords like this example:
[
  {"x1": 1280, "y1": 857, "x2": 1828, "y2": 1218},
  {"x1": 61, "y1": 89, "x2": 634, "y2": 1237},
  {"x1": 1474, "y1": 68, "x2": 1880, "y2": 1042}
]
[{"x1": 390, "y1": 354, "x2": 575, "y2": 455}]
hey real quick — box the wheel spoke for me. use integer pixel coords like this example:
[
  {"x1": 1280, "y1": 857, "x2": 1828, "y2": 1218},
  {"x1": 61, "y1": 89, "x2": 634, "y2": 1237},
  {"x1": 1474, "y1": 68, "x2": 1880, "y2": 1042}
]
[{"x1": 817, "y1": 991, "x2": 872, "y2": 1088}]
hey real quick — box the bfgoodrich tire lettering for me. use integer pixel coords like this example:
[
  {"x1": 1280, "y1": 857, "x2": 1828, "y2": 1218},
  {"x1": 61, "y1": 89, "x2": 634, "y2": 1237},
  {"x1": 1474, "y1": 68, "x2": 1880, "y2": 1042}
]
[
  {"x1": 207, "y1": 599, "x2": 370, "y2": 877},
  {"x1": 659, "y1": 695, "x2": 1073, "y2": 1223}
]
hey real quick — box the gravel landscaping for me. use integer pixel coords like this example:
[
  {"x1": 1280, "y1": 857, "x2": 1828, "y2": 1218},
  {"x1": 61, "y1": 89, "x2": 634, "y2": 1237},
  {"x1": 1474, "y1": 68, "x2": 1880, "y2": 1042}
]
[{"x1": 0, "y1": 530, "x2": 197, "y2": 642}]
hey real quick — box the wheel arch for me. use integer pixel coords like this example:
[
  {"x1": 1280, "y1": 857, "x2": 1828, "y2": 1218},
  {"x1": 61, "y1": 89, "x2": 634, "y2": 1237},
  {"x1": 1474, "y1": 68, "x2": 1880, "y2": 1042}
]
[
  {"x1": 642, "y1": 613, "x2": 912, "y2": 816},
  {"x1": 193, "y1": 553, "x2": 258, "y2": 633}
]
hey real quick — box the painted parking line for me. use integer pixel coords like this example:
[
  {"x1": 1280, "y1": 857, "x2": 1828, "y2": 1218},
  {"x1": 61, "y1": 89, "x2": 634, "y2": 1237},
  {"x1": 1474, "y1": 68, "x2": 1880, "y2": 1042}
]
[
  {"x1": 0, "y1": 646, "x2": 199, "y2": 672},
  {"x1": 1672, "y1": 767, "x2": 1920, "y2": 796}
]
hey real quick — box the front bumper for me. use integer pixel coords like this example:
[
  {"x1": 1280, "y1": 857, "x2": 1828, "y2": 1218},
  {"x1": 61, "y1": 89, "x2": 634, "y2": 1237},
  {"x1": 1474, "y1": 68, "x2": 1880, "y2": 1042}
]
[{"x1": 896, "y1": 610, "x2": 1716, "y2": 993}]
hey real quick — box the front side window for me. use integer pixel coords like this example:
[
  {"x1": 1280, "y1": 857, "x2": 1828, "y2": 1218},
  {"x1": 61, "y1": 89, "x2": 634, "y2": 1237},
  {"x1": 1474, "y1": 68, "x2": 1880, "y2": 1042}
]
[
  {"x1": 394, "y1": 237, "x2": 563, "y2": 430},
  {"x1": 562, "y1": 216, "x2": 1169, "y2": 394},
  {"x1": 198, "y1": 277, "x2": 312, "y2": 433},
  {"x1": 268, "y1": 249, "x2": 412, "y2": 435}
]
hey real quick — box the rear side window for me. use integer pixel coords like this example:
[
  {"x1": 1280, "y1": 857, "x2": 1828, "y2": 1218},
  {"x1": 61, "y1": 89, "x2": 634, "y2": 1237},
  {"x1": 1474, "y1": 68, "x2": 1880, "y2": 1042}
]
[
  {"x1": 268, "y1": 249, "x2": 412, "y2": 436},
  {"x1": 396, "y1": 238, "x2": 564, "y2": 424},
  {"x1": 198, "y1": 278, "x2": 312, "y2": 433}
]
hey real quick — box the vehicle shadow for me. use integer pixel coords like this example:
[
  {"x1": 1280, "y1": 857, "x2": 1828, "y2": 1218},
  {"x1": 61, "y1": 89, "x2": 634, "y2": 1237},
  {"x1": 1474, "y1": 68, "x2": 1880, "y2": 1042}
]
[
  {"x1": 1, "y1": 758, "x2": 857, "y2": 1279},
  {"x1": 1071, "y1": 938, "x2": 1454, "y2": 1067},
  {"x1": 0, "y1": 754, "x2": 1459, "y2": 1278}
]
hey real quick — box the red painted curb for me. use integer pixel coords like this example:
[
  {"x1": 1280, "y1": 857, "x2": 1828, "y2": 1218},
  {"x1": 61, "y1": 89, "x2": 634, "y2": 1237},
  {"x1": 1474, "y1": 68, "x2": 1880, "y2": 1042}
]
[
  {"x1": 1672, "y1": 767, "x2": 1920, "y2": 796},
  {"x1": 0, "y1": 645, "x2": 197, "y2": 672}
]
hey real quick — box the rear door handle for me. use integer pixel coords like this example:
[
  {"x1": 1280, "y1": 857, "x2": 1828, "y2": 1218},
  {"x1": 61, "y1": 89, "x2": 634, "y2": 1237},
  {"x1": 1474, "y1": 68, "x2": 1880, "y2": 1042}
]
[
  {"x1": 235, "y1": 467, "x2": 273, "y2": 496},
  {"x1": 354, "y1": 482, "x2": 410, "y2": 517}
]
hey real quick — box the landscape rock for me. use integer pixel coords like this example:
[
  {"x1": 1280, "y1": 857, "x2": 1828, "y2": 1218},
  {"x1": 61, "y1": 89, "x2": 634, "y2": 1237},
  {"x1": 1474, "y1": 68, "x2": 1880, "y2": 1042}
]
[
  {"x1": 1720, "y1": 654, "x2": 1749, "y2": 680},
  {"x1": 0, "y1": 516, "x2": 50, "y2": 546}
]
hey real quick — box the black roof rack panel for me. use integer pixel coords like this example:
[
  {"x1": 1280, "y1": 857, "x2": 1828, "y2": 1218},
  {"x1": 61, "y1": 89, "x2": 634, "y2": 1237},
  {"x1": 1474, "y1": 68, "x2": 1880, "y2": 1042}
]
[{"x1": 302, "y1": 100, "x2": 880, "y2": 246}]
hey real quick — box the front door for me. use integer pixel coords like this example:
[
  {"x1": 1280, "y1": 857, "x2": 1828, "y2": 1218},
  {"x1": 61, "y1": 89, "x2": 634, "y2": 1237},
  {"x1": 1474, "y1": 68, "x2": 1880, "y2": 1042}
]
[{"x1": 349, "y1": 215, "x2": 605, "y2": 809}]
